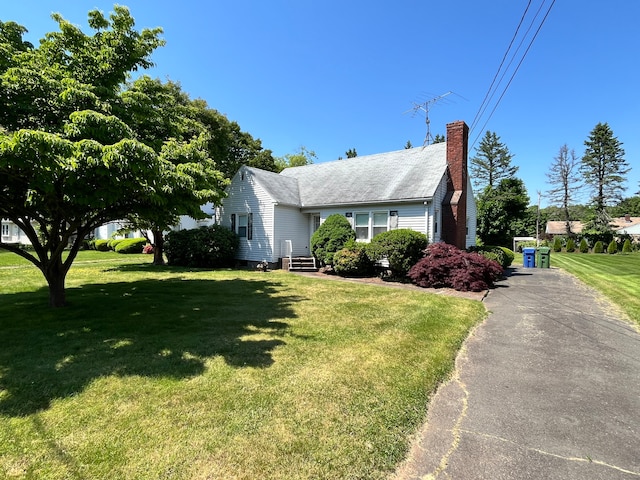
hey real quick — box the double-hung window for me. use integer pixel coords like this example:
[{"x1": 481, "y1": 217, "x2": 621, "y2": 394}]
[
  {"x1": 238, "y1": 214, "x2": 248, "y2": 238},
  {"x1": 354, "y1": 211, "x2": 389, "y2": 241},
  {"x1": 372, "y1": 212, "x2": 388, "y2": 238},
  {"x1": 355, "y1": 213, "x2": 369, "y2": 240}
]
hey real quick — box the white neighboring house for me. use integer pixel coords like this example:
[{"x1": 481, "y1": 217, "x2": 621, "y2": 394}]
[
  {"x1": 218, "y1": 120, "x2": 476, "y2": 268},
  {"x1": 1, "y1": 219, "x2": 33, "y2": 245}
]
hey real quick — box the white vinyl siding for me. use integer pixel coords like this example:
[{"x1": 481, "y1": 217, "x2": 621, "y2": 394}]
[
  {"x1": 220, "y1": 167, "x2": 275, "y2": 262},
  {"x1": 274, "y1": 205, "x2": 309, "y2": 258}
]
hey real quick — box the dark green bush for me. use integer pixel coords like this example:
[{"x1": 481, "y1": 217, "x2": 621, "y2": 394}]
[
  {"x1": 333, "y1": 241, "x2": 375, "y2": 277},
  {"x1": 565, "y1": 238, "x2": 575, "y2": 253},
  {"x1": 165, "y1": 225, "x2": 239, "y2": 268},
  {"x1": 579, "y1": 238, "x2": 589, "y2": 253},
  {"x1": 607, "y1": 239, "x2": 618, "y2": 254},
  {"x1": 468, "y1": 245, "x2": 514, "y2": 268},
  {"x1": 366, "y1": 229, "x2": 428, "y2": 277},
  {"x1": 114, "y1": 237, "x2": 147, "y2": 254},
  {"x1": 310, "y1": 214, "x2": 355, "y2": 266},
  {"x1": 94, "y1": 239, "x2": 110, "y2": 251},
  {"x1": 593, "y1": 241, "x2": 604, "y2": 254},
  {"x1": 552, "y1": 236, "x2": 563, "y2": 252},
  {"x1": 622, "y1": 238, "x2": 632, "y2": 254}
]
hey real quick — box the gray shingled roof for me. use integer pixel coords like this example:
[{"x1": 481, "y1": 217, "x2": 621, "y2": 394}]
[
  {"x1": 244, "y1": 166, "x2": 301, "y2": 206},
  {"x1": 280, "y1": 143, "x2": 447, "y2": 207}
]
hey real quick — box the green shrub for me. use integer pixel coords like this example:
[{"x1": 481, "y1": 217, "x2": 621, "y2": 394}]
[
  {"x1": 468, "y1": 245, "x2": 514, "y2": 268},
  {"x1": 607, "y1": 239, "x2": 618, "y2": 254},
  {"x1": 552, "y1": 236, "x2": 563, "y2": 252},
  {"x1": 622, "y1": 238, "x2": 632, "y2": 254},
  {"x1": 565, "y1": 238, "x2": 575, "y2": 253},
  {"x1": 310, "y1": 214, "x2": 355, "y2": 266},
  {"x1": 165, "y1": 225, "x2": 239, "y2": 268},
  {"x1": 108, "y1": 239, "x2": 124, "y2": 251},
  {"x1": 114, "y1": 237, "x2": 147, "y2": 254},
  {"x1": 579, "y1": 238, "x2": 589, "y2": 253},
  {"x1": 593, "y1": 241, "x2": 604, "y2": 253},
  {"x1": 366, "y1": 229, "x2": 428, "y2": 277},
  {"x1": 333, "y1": 241, "x2": 375, "y2": 277},
  {"x1": 94, "y1": 239, "x2": 110, "y2": 252}
]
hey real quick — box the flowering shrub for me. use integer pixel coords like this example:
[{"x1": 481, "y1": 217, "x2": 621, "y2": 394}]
[
  {"x1": 408, "y1": 242, "x2": 503, "y2": 292},
  {"x1": 143, "y1": 244, "x2": 154, "y2": 254}
]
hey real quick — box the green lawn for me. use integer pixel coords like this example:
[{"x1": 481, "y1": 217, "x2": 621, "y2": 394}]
[
  {"x1": 550, "y1": 252, "x2": 640, "y2": 326},
  {"x1": 0, "y1": 250, "x2": 486, "y2": 479}
]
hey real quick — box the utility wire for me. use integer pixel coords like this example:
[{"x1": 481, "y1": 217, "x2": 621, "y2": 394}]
[
  {"x1": 470, "y1": 0, "x2": 533, "y2": 134},
  {"x1": 470, "y1": 0, "x2": 556, "y2": 149},
  {"x1": 471, "y1": 0, "x2": 556, "y2": 149}
]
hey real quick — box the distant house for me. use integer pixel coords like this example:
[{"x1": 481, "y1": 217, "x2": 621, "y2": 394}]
[
  {"x1": 218, "y1": 120, "x2": 476, "y2": 268},
  {"x1": 545, "y1": 221, "x2": 584, "y2": 237},
  {"x1": 613, "y1": 215, "x2": 640, "y2": 241},
  {"x1": 545, "y1": 215, "x2": 640, "y2": 240}
]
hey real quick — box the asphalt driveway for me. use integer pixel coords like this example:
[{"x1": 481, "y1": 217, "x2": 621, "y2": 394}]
[{"x1": 394, "y1": 266, "x2": 640, "y2": 479}]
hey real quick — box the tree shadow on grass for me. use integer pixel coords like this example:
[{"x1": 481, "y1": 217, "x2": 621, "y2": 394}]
[{"x1": 0, "y1": 277, "x2": 300, "y2": 417}]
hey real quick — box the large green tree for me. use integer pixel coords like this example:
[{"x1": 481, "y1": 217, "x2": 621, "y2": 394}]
[
  {"x1": 476, "y1": 178, "x2": 530, "y2": 247},
  {"x1": 546, "y1": 144, "x2": 582, "y2": 236},
  {"x1": 274, "y1": 146, "x2": 316, "y2": 172},
  {"x1": 0, "y1": 8, "x2": 225, "y2": 306},
  {"x1": 581, "y1": 123, "x2": 629, "y2": 231},
  {"x1": 470, "y1": 131, "x2": 518, "y2": 191},
  {"x1": 118, "y1": 76, "x2": 229, "y2": 265}
]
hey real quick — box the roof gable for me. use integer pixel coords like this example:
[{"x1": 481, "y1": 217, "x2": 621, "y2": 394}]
[
  {"x1": 279, "y1": 144, "x2": 447, "y2": 207},
  {"x1": 235, "y1": 166, "x2": 301, "y2": 206}
]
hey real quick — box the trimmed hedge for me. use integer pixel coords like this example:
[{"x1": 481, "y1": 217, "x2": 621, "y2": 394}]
[
  {"x1": 579, "y1": 238, "x2": 589, "y2": 253},
  {"x1": 310, "y1": 214, "x2": 355, "y2": 266},
  {"x1": 114, "y1": 238, "x2": 147, "y2": 254},
  {"x1": 366, "y1": 229, "x2": 428, "y2": 277},
  {"x1": 565, "y1": 238, "x2": 575, "y2": 253},
  {"x1": 607, "y1": 239, "x2": 618, "y2": 254},
  {"x1": 165, "y1": 225, "x2": 239, "y2": 268},
  {"x1": 94, "y1": 239, "x2": 110, "y2": 251},
  {"x1": 468, "y1": 245, "x2": 514, "y2": 268}
]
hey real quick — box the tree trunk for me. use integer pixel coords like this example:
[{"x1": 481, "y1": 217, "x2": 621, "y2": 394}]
[
  {"x1": 45, "y1": 266, "x2": 67, "y2": 308},
  {"x1": 153, "y1": 229, "x2": 165, "y2": 266}
]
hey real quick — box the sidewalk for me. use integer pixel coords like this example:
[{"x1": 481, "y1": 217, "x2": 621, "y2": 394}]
[{"x1": 394, "y1": 266, "x2": 640, "y2": 479}]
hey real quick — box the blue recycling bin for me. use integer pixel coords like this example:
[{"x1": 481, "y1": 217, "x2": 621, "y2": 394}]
[{"x1": 523, "y1": 247, "x2": 536, "y2": 268}]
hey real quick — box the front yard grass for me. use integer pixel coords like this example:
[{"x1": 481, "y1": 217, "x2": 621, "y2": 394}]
[{"x1": 0, "y1": 251, "x2": 486, "y2": 479}]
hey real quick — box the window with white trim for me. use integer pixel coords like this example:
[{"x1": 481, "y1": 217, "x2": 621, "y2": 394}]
[
  {"x1": 354, "y1": 211, "x2": 389, "y2": 241},
  {"x1": 238, "y1": 214, "x2": 248, "y2": 238},
  {"x1": 355, "y1": 213, "x2": 369, "y2": 240},
  {"x1": 1, "y1": 224, "x2": 8, "y2": 237}
]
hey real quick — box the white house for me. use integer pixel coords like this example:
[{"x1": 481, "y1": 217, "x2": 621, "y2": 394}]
[
  {"x1": 1, "y1": 219, "x2": 33, "y2": 245},
  {"x1": 219, "y1": 120, "x2": 476, "y2": 268}
]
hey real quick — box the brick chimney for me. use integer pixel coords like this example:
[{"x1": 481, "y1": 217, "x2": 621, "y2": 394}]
[{"x1": 441, "y1": 120, "x2": 469, "y2": 249}]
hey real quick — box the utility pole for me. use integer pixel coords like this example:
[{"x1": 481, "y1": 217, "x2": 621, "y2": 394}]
[{"x1": 536, "y1": 190, "x2": 541, "y2": 247}]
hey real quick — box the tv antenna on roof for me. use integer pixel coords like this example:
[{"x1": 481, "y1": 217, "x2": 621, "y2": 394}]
[{"x1": 405, "y1": 91, "x2": 455, "y2": 146}]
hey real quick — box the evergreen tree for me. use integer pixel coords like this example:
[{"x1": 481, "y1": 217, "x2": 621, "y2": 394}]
[
  {"x1": 432, "y1": 134, "x2": 445, "y2": 144},
  {"x1": 470, "y1": 131, "x2": 518, "y2": 192},
  {"x1": 345, "y1": 148, "x2": 358, "y2": 158},
  {"x1": 581, "y1": 123, "x2": 629, "y2": 231}
]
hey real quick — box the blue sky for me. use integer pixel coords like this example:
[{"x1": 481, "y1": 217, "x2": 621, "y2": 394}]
[{"x1": 3, "y1": 1, "x2": 639, "y2": 207}]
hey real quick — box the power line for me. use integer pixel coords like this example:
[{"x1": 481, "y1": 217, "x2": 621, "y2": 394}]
[
  {"x1": 470, "y1": 0, "x2": 533, "y2": 134},
  {"x1": 470, "y1": 0, "x2": 556, "y2": 149}
]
